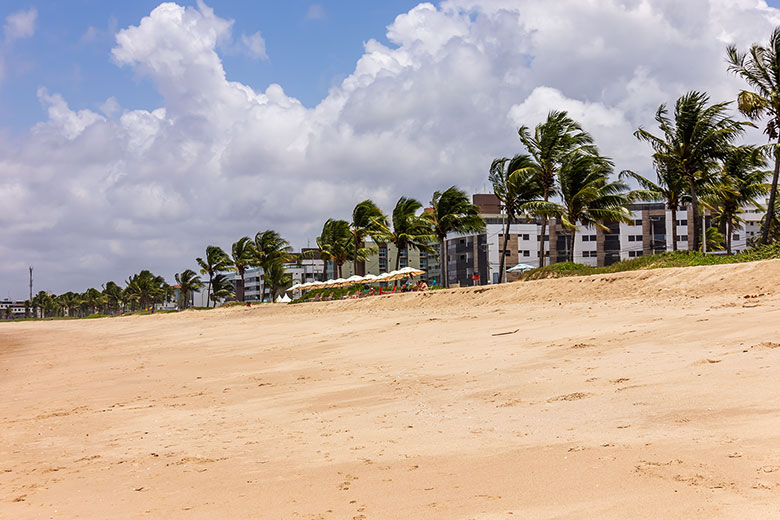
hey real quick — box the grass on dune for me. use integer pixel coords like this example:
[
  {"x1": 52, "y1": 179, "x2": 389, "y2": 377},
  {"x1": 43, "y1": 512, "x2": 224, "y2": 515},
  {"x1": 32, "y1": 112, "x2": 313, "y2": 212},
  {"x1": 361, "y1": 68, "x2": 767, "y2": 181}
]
[{"x1": 519, "y1": 242, "x2": 780, "y2": 281}]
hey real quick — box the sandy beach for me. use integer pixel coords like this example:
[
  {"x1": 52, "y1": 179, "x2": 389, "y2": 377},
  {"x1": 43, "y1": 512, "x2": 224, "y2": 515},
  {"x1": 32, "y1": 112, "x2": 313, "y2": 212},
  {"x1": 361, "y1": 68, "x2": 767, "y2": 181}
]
[{"x1": 2, "y1": 260, "x2": 780, "y2": 519}]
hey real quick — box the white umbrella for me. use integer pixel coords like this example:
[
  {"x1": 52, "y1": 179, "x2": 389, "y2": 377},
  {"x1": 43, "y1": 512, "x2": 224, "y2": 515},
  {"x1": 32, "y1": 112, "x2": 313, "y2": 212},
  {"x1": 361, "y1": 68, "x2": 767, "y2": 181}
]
[
  {"x1": 326, "y1": 278, "x2": 348, "y2": 287},
  {"x1": 507, "y1": 263, "x2": 536, "y2": 272},
  {"x1": 344, "y1": 275, "x2": 365, "y2": 286},
  {"x1": 361, "y1": 274, "x2": 380, "y2": 283},
  {"x1": 397, "y1": 266, "x2": 425, "y2": 276},
  {"x1": 379, "y1": 270, "x2": 407, "y2": 282}
]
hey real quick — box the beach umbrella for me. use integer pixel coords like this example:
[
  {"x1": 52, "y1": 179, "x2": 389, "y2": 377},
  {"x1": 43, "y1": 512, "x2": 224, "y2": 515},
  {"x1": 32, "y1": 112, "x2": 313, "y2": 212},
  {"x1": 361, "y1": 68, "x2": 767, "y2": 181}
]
[
  {"x1": 361, "y1": 274, "x2": 380, "y2": 283},
  {"x1": 379, "y1": 270, "x2": 407, "y2": 282},
  {"x1": 344, "y1": 275, "x2": 365, "y2": 286},
  {"x1": 507, "y1": 263, "x2": 535, "y2": 272},
  {"x1": 397, "y1": 266, "x2": 425, "y2": 277},
  {"x1": 328, "y1": 278, "x2": 349, "y2": 287}
]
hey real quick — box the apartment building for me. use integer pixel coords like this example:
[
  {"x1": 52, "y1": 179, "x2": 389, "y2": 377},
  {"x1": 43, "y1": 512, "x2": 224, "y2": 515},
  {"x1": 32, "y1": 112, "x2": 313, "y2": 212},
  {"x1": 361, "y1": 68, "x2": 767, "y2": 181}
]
[
  {"x1": 0, "y1": 299, "x2": 28, "y2": 318},
  {"x1": 446, "y1": 194, "x2": 765, "y2": 287}
]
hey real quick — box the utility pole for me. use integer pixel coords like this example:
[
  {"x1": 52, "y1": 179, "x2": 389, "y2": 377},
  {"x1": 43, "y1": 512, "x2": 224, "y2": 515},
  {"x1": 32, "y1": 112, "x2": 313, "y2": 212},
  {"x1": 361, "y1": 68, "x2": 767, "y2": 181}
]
[{"x1": 29, "y1": 266, "x2": 33, "y2": 301}]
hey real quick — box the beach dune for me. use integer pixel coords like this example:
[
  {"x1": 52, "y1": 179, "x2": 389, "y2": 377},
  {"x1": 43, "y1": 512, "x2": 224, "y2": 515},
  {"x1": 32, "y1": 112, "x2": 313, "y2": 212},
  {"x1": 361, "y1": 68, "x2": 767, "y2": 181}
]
[{"x1": 2, "y1": 260, "x2": 780, "y2": 519}]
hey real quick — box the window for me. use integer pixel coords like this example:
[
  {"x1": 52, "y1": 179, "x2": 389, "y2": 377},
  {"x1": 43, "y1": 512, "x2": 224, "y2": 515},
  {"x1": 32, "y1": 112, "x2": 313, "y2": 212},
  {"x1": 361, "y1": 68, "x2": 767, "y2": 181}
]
[
  {"x1": 521, "y1": 233, "x2": 529, "y2": 240},
  {"x1": 582, "y1": 251, "x2": 596, "y2": 258},
  {"x1": 523, "y1": 250, "x2": 530, "y2": 257},
  {"x1": 504, "y1": 250, "x2": 511, "y2": 256},
  {"x1": 582, "y1": 234, "x2": 597, "y2": 242},
  {"x1": 733, "y1": 234, "x2": 740, "y2": 241},
  {"x1": 628, "y1": 251, "x2": 643, "y2": 258},
  {"x1": 634, "y1": 219, "x2": 643, "y2": 226},
  {"x1": 678, "y1": 235, "x2": 688, "y2": 242},
  {"x1": 677, "y1": 220, "x2": 688, "y2": 226},
  {"x1": 628, "y1": 235, "x2": 642, "y2": 242}
]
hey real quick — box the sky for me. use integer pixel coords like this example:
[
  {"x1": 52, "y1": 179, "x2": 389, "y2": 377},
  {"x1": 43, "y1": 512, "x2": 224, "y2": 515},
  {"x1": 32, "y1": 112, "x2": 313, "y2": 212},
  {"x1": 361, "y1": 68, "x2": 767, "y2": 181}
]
[{"x1": 3, "y1": 0, "x2": 780, "y2": 298}]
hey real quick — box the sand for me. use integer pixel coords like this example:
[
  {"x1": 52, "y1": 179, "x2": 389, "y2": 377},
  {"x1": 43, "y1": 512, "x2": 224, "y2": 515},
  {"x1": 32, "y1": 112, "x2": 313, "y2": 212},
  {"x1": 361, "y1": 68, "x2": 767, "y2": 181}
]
[{"x1": 2, "y1": 260, "x2": 780, "y2": 519}]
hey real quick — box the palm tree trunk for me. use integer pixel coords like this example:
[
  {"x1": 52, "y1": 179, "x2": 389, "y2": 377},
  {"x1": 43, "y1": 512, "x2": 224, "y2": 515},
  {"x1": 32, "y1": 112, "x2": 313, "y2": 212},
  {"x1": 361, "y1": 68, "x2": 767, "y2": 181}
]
[
  {"x1": 440, "y1": 238, "x2": 447, "y2": 288},
  {"x1": 499, "y1": 216, "x2": 511, "y2": 284},
  {"x1": 538, "y1": 216, "x2": 547, "y2": 268},
  {"x1": 726, "y1": 219, "x2": 732, "y2": 255},
  {"x1": 206, "y1": 275, "x2": 212, "y2": 309},
  {"x1": 761, "y1": 145, "x2": 780, "y2": 245},
  {"x1": 569, "y1": 228, "x2": 576, "y2": 263},
  {"x1": 354, "y1": 232, "x2": 359, "y2": 276},
  {"x1": 688, "y1": 174, "x2": 700, "y2": 252},
  {"x1": 671, "y1": 206, "x2": 678, "y2": 252},
  {"x1": 238, "y1": 268, "x2": 246, "y2": 302}
]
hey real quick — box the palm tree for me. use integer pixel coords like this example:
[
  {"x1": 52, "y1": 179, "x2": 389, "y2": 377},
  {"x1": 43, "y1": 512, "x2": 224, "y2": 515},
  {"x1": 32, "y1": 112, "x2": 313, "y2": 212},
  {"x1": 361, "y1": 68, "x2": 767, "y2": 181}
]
[
  {"x1": 263, "y1": 260, "x2": 293, "y2": 302},
  {"x1": 620, "y1": 157, "x2": 689, "y2": 251},
  {"x1": 125, "y1": 270, "x2": 169, "y2": 311},
  {"x1": 634, "y1": 91, "x2": 748, "y2": 251},
  {"x1": 380, "y1": 196, "x2": 436, "y2": 277},
  {"x1": 175, "y1": 269, "x2": 204, "y2": 309},
  {"x1": 424, "y1": 187, "x2": 485, "y2": 287},
  {"x1": 102, "y1": 281, "x2": 124, "y2": 313},
  {"x1": 230, "y1": 237, "x2": 255, "y2": 302},
  {"x1": 196, "y1": 245, "x2": 231, "y2": 308},
  {"x1": 489, "y1": 155, "x2": 546, "y2": 282},
  {"x1": 701, "y1": 146, "x2": 770, "y2": 254},
  {"x1": 253, "y1": 230, "x2": 293, "y2": 302},
  {"x1": 317, "y1": 219, "x2": 352, "y2": 279},
  {"x1": 555, "y1": 152, "x2": 631, "y2": 262},
  {"x1": 702, "y1": 226, "x2": 725, "y2": 252},
  {"x1": 210, "y1": 273, "x2": 235, "y2": 305},
  {"x1": 83, "y1": 287, "x2": 103, "y2": 315},
  {"x1": 350, "y1": 200, "x2": 387, "y2": 275},
  {"x1": 518, "y1": 111, "x2": 596, "y2": 267},
  {"x1": 727, "y1": 28, "x2": 780, "y2": 244}
]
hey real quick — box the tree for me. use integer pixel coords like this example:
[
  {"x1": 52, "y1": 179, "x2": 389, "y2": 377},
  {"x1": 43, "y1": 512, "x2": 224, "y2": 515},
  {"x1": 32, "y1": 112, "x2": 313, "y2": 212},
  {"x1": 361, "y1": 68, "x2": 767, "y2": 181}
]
[
  {"x1": 317, "y1": 219, "x2": 352, "y2": 279},
  {"x1": 102, "y1": 281, "x2": 124, "y2": 313},
  {"x1": 263, "y1": 260, "x2": 292, "y2": 302},
  {"x1": 490, "y1": 155, "x2": 545, "y2": 282},
  {"x1": 125, "y1": 270, "x2": 169, "y2": 310},
  {"x1": 350, "y1": 200, "x2": 387, "y2": 275},
  {"x1": 253, "y1": 230, "x2": 293, "y2": 302},
  {"x1": 702, "y1": 226, "x2": 725, "y2": 252},
  {"x1": 210, "y1": 273, "x2": 235, "y2": 305},
  {"x1": 83, "y1": 288, "x2": 103, "y2": 315},
  {"x1": 379, "y1": 196, "x2": 436, "y2": 278},
  {"x1": 620, "y1": 156, "x2": 689, "y2": 251},
  {"x1": 634, "y1": 91, "x2": 748, "y2": 251},
  {"x1": 727, "y1": 28, "x2": 780, "y2": 244},
  {"x1": 518, "y1": 111, "x2": 596, "y2": 267},
  {"x1": 175, "y1": 269, "x2": 204, "y2": 309},
  {"x1": 424, "y1": 187, "x2": 485, "y2": 287},
  {"x1": 555, "y1": 152, "x2": 631, "y2": 262},
  {"x1": 701, "y1": 146, "x2": 770, "y2": 254},
  {"x1": 230, "y1": 237, "x2": 255, "y2": 302},
  {"x1": 196, "y1": 245, "x2": 231, "y2": 308}
]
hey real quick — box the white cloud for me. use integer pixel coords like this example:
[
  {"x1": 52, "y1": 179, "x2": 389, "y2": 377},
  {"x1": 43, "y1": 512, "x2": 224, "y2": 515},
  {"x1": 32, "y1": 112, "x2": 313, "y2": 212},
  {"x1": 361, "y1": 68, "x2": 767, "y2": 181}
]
[
  {"x1": 241, "y1": 31, "x2": 268, "y2": 60},
  {"x1": 2, "y1": 0, "x2": 779, "y2": 296},
  {"x1": 306, "y1": 4, "x2": 326, "y2": 21},
  {"x1": 4, "y1": 8, "x2": 37, "y2": 43}
]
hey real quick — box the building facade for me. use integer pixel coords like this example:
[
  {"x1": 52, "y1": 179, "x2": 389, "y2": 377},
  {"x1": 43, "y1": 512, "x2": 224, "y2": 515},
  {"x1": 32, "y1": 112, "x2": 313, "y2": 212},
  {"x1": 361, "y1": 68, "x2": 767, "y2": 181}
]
[{"x1": 445, "y1": 193, "x2": 764, "y2": 287}]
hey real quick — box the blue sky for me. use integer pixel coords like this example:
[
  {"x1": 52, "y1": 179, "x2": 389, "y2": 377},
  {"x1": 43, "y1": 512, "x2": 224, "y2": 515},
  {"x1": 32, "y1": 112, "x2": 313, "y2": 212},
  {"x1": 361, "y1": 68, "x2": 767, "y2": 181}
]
[{"x1": 0, "y1": 1, "x2": 421, "y2": 132}]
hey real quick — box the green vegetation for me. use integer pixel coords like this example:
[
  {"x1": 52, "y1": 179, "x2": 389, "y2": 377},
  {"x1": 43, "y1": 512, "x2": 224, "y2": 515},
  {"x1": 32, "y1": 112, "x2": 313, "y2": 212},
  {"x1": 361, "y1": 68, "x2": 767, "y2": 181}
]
[{"x1": 519, "y1": 244, "x2": 780, "y2": 281}]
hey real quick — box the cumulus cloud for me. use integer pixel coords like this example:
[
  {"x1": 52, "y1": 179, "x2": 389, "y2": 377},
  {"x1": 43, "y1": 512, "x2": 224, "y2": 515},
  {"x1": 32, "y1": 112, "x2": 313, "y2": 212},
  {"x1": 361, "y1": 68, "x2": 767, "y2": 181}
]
[
  {"x1": 1, "y1": 0, "x2": 779, "y2": 296},
  {"x1": 4, "y1": 7, "x2": 37, "y2": 42},
  {"x1": 241, "y1": 31, "x2": 268, "y2": 60}
]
